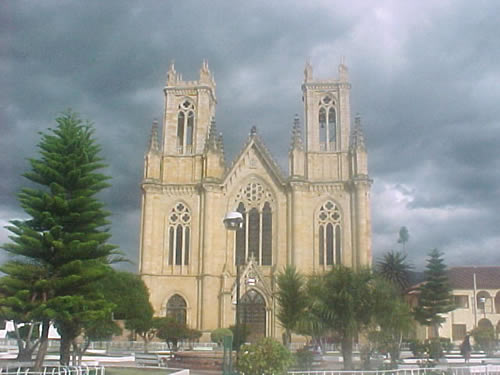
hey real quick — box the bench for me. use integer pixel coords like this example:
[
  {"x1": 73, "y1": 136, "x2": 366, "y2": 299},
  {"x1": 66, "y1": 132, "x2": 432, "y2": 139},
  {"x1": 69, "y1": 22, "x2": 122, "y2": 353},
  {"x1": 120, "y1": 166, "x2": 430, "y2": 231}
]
[
  {"x1": 193, "y1": 346, "x2": 213, "y2": 351},
  {"x1": 135, "y1": 353, "x2": 162, "y2": 367}
]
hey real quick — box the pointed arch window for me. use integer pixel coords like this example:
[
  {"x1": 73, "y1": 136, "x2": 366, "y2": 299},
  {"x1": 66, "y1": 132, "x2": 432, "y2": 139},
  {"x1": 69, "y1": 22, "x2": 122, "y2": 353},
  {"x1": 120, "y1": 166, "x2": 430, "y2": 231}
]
[
  {"x1": 177, "y1": 100, "x2": 195, "y2": 154},
  {"x1": 166, "y1": 294, "x2": 187, "y2": 324},
  {"x1": 234, "y1": 182, "x2": 274, "y2": 266},
  {"x1": 318, "y1": 95, "x2": 337, "y2": 151},
  {"x1": 317, "y1": 200, "x2": 342, "y2": 265},
  {"x1": 168, "y1": 202, "x2": 191, "y2": 265}
]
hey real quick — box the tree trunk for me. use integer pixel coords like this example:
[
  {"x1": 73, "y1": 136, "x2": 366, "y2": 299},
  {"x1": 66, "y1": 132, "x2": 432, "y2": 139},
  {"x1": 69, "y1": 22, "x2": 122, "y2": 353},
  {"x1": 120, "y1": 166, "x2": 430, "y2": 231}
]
[
  {"x1": 341, "y1": 332, "x2": 354, "y2": 370},
  {"x1": 60, "y1": 335, "x2": 72, "y2": 366},
  {"x1": 283, "y1": 329, "x2": 291, "y2": 348},
  {"x1": 33, "y1": 320, "x2": 50, "y2": 371},
  {"x1": 17, "y1": 346, "x2": 35, "y2": 362}
]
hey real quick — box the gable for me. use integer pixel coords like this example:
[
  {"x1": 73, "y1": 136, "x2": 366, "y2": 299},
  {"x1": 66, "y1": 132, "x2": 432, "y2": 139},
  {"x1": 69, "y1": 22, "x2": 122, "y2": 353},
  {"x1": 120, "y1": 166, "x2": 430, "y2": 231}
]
[{"x1": 223, "y1": 135, "x2": 286, "y2": 198}]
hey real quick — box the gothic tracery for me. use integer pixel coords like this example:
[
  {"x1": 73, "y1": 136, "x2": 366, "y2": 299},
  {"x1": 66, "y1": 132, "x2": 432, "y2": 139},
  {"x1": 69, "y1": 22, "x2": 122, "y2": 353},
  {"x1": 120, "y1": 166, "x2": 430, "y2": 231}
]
[{"x1": 234, "y1": 181, "x2": 273, "y2": 266}]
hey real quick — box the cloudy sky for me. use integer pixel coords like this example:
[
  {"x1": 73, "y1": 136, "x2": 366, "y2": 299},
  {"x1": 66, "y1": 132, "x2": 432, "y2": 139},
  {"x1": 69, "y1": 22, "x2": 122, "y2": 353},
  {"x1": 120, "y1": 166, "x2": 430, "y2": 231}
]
[{"x1": 1, "y1": 1, "x2": 499, "y2": 272}]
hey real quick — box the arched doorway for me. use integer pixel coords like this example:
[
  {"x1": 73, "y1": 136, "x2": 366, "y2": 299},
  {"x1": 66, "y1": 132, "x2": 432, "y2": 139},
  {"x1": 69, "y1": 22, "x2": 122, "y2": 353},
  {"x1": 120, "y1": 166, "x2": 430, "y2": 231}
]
[{"x1": 239, "y1": 289, "x2": 266, "y2": 342}]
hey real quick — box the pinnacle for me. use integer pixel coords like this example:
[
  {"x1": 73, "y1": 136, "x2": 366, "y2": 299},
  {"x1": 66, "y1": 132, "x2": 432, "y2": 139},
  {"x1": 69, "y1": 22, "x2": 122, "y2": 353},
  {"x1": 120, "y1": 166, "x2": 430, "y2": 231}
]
[
  {"x1": 205, "y1": 119, "x2": 223, "y2": 154},
  {"x1": 290, "y1": 114, "x2": 304, "y2": 151},
  {"x1": 148, "y1": 120, "x2": 161, "y2": 153},
  {"x1": 351, "y1": 114, "x2": 366, "y2": 150}
]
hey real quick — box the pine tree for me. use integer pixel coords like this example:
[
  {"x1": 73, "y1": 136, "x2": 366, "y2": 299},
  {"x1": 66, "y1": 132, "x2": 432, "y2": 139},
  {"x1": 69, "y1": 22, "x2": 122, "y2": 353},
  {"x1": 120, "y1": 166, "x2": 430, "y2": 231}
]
[
  {"x1": 414, "y1": 249, "x2": 454, "y2": 337},
  {"x1": 0, "y1": 111, "x2": 119, "y2": 367}
]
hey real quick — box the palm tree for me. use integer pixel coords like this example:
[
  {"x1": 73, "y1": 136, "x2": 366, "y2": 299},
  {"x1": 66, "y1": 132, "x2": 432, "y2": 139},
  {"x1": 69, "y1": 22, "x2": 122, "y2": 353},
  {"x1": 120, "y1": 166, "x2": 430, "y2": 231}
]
[
  {"x1": 276, "y1": 265, "x2": 307, "y2": 347},
  {"x1": 376, "y1": 250, "x2": 413, "y2": 292},
  {"x1": 308, "y1": 266, "x2": 376, "y2": 369}
]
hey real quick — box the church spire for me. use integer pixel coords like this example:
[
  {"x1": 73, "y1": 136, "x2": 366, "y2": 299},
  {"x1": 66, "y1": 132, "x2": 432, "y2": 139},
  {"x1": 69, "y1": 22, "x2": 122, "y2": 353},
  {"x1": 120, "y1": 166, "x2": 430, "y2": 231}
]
[
  {"x1": 290, "y1": 114, "x2": 304, "y2": 151},
  {"x1": 351, "y1": 114, "x2": 366, "y2": 151},
  {"x1": 148, "y1": 119, "x2": 161, "y2": 153}
]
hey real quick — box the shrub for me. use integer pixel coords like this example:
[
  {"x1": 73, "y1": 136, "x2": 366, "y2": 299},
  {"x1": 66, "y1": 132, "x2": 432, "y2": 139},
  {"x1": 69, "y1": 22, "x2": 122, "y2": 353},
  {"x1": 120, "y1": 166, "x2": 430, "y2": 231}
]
[
  {"x1": 294, "y1": 348, "x2": 314, "y2": 370},
  {"x1": 210, "y1": 328, "x2": 233, "y2": 345},
  {"x1": 237, "y1": 337, "x2": 294, "y2": 375},
  {"x1": 471, "y1": 326, "x2": 496, "y2": 355}
]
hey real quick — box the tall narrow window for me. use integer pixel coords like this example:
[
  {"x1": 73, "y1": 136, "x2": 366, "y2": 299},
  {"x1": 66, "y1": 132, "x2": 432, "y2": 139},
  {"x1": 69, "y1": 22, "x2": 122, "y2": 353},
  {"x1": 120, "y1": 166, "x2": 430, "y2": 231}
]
[
  {"x1": 319, "y1": 225, "x2": 324, "y2": 265},
  {"x1": 177, "y1": 112, "x2": 185, "y2": 152},
  {"x1": 166, "y1": 294, "x2": 187, "y2": 324},
  {"x1": 317, "y1": 200, "x2": 342, "y2": 266},
  {"x1": 328, "y1": 107, "x2": 336, "y2": 143},
  {"x1": 168, "y1": 203, "x2": 191, "y2": 265},
  {"x1": 318, "y1": 95, "x2": 337, "y2": 151},
  {"x1": 236, "y1": 202, "x2": 246, "y2": 265},
  {"x1": 186, "y1": 111, "x2": 194, "y2": 152},
  {"x1": 177, "y1": 100, "x2": 195, "y2": 154},
  {"x1": 326, "y1": 223, "x2": 334, "y2": 265},
  {"x1": 262, "y1": 202, "x2": 272, "y2": 265},
  {"x1": 248, "y1": 208, "x2": 260, "y2": 262},
  {"x1": 233, "y1": 181, "x2": 274, "y2": 266},
  {"x1": 335, "y1": 225, "x2": 341, "y2": 265},
  {"x1": 319, "y1": 107, "x2": 327, "y2": 150}
]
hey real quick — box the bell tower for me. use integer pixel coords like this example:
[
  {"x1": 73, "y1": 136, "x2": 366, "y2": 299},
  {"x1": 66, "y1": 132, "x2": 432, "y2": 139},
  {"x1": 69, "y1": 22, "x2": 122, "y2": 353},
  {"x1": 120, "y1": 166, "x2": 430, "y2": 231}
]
[
  {"x1": 302, "y1": 61, "x2": 352, "y2": 181},
  {"x1": 161, "y1": 61, "x2": 217, "y2": 183}
]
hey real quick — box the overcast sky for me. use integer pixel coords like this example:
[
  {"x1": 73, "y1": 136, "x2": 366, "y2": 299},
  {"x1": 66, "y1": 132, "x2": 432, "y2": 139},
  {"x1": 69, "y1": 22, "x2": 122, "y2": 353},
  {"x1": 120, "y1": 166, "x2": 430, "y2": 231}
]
[{"x1": 1, "y1": 0, "x2": 499, "y2": 272}]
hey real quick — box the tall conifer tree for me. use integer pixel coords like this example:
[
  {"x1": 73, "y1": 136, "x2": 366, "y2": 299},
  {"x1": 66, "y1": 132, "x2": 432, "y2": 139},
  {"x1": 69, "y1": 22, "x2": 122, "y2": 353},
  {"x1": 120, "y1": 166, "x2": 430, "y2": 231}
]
[
  {"x1": 414, "y1": 249, "x2": 454, "y2": 337},
  {"x1": 0, "y1": 112, "x2": 118, "y2": 367}
]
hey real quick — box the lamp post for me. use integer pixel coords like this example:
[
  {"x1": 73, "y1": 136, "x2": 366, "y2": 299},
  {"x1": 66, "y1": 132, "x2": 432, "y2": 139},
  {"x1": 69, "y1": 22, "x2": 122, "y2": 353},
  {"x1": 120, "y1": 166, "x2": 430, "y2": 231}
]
[{"x1": 223, "y1": 211, "x2": 244, "y2": 359}]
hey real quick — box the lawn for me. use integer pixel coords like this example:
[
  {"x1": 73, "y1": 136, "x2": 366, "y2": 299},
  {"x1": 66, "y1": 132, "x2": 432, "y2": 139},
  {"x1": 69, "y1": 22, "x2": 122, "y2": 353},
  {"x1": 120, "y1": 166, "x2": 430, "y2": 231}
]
[{"x1": 105, "y1": 367, "x2": 176, "y2": 375}]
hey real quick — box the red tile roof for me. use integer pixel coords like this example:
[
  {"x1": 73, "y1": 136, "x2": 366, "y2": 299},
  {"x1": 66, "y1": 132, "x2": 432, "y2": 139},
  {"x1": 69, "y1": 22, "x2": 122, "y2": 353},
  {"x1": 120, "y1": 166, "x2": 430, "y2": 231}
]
[{"x1": 447, "y1": 267, "x2": 500, "y2": 289}]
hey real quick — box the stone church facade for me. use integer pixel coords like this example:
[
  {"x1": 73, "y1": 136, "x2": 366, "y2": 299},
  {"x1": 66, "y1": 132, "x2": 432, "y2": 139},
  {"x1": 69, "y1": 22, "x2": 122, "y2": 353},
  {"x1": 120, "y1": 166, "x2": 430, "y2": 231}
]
[{"x1": 139, "y1": 61, "x2": 372, "y2": 341}]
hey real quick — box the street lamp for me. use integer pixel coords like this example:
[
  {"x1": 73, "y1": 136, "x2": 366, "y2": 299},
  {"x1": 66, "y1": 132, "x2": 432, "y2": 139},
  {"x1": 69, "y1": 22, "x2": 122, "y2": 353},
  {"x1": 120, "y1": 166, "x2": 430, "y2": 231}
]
[{"x1": 223, "y1": 211, "x2": 244, "y2": 358}]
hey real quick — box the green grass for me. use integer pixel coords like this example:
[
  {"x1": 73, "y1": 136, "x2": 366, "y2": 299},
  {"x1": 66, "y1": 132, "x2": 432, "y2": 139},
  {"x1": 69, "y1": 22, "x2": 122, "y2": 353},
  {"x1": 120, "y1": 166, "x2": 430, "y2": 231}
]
[{"x1": 105, "y1": 367, "x2": 176, "y2": 375}]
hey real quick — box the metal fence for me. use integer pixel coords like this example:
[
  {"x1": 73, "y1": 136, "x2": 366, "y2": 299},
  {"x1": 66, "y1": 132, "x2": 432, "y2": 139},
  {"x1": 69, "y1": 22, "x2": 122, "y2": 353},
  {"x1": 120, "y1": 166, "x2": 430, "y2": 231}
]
[
  {"x1": 289, "y1": 366, "x2": 500, "y2": 375},
  {"x1": 0, "y1": 338, "x2": 218, "y2": 354},
  {"x1": 0, "y1": 365, "x2": 105, "y2": 375}
]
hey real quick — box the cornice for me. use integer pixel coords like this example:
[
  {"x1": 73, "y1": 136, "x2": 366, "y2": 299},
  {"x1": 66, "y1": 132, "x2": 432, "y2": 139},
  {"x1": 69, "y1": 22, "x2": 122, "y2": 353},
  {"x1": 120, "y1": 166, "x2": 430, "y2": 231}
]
[
  {"x1": 302, "y1": 82, "x2": 351, "y2": 91},
  {"x1": 163, "y1": 85, "x2": 216, "y2": 102},
  {"x1": 141, "y1": 182, "x2": 200, "y2": 195},
  {"x1": 287, "y1": 180, "x2": 347, "y2": 193},
  {"x1": 346, "y1": 175, "x2": 374, "y2": 190}
]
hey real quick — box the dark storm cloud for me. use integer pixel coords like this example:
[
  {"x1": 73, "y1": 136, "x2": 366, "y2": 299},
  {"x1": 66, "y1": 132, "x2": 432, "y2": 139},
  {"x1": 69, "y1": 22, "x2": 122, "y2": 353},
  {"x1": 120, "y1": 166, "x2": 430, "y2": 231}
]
[{"x1": 1, "y1": 0, "x2": 499, "y2": 271}]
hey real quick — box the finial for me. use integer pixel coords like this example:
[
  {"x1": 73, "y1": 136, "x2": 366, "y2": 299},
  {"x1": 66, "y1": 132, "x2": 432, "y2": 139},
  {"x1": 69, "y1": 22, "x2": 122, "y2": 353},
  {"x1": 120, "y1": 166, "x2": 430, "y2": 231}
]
[
  {"x1": 339, "y1": 57, "x2": 349, "y2": 81},
  {"x1": 167, "y1": 60, "x2": 176, "y2": 85},
  {"x1": 200, "y1": 59, "x2": 214, "y2": 84},
  {"x1": 250, "y1": 126, "x2": 257, "y2": 136}
]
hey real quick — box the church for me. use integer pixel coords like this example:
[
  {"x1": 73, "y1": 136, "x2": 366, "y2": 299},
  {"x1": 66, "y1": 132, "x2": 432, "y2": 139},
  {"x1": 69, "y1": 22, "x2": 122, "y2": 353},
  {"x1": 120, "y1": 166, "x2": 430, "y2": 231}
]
[{"x1": 139, "y1": 61, "x2": 372, "y2": 341}]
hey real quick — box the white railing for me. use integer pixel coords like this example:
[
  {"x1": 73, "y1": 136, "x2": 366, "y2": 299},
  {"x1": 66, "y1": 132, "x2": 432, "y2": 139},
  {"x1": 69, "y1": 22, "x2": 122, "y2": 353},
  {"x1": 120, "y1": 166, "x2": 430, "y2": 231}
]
[
  {"x1": 289, "y1": 366, "x2": 500, "y2": 375},
  {"x1": 0, "y1": 366, "x2": 105, "y2": 375}
]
